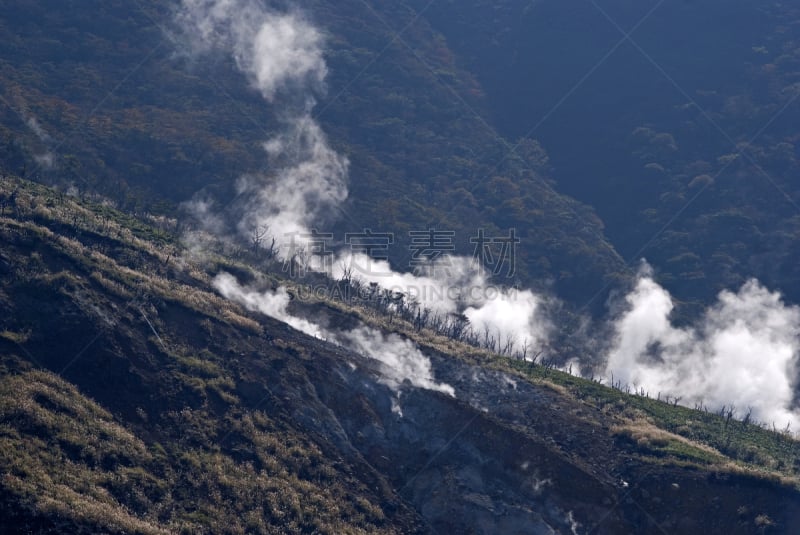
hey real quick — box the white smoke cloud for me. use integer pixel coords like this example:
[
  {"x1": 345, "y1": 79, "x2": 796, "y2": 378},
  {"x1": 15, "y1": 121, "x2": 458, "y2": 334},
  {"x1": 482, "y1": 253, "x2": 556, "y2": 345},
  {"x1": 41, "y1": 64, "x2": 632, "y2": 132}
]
[
  {"x1": 463, "y1": 288, "x2": 549, "y2": 354},
  {"x1": 25, "y1": 116, "x2": 51, "y2": 143},
  {"x1": 214, "y1": 272, "x2": 324, "y2": 337},
  {"x1": 178, "y1": 0, "x2": 460, "y2": 399},
  {"x1": 176, "y1": 0, "x2": 551, "y2": 362},
  {"x1": 333, "y1": 253, "x2": 485, "y2": 315},
  {"x1": 213, "y1": 272, "x2": 455, "y2": 396},
  {"x1": 33, "y1": 152, "x2": 56, "y2": 170},
  {"x1": 177, "y1": 0, "x2": 326, "y2": 101},
  {"x1": 183, "y1": 197, "x2": 227, "y2": 235},
  {"x1": 333, "y1": 253, "x2": 551, "y2": 353},
  {"x1": 176, "y1": 2, "x2": 800, "y2": 428},
  {"x1": 344, "y1": 327, "x2": 455, "y2": 396},
  {"x1": 178, "y1": 0, "x2": 348, "y2": 243},
  {"x1": 238, "y1": 114, "x2": 348, "y2": 240},
  {"x1": 23, "y1": 115, "x2": 56, "y2": 170},
  {"x1": 605, "y1": 262, "x2": 800, "y2": 428}
]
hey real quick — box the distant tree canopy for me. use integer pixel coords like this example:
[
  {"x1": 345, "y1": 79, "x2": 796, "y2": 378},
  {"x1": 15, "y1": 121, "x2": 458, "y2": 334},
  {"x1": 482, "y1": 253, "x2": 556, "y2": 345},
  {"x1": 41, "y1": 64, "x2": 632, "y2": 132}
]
[{"x1": 0, "y1": 0, "x2": 627, "y2": 307}]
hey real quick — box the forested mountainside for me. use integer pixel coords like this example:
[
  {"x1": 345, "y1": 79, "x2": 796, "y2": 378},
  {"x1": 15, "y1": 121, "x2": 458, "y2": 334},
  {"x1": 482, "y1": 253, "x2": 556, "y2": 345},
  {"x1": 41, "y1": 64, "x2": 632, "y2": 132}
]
[
  {"x1": 3, "y1": 1, "x2": 800, "y2": 533},
  {"x1": 0, "y1": 0, "x2": 627, "y2": 305},
  {"x1": 1, "y1": 175, "x2": 799, "y2": 533},
  {"x1": 412, "y1": 0, "x2": 800, "y2": 308}
]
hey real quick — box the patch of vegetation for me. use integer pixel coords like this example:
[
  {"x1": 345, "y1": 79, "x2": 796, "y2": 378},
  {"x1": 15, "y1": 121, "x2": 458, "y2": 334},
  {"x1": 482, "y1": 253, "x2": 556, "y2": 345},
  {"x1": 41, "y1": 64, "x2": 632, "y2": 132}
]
[
  {"x1": 503, "y1": 360, "x2": 800, "y2": 484},
  {"x1": 0, "y1": 176, "x2": 410, "y2": 533},
  {"x1": 1, "y1": 175, "x2": 798, "y2": 534}
]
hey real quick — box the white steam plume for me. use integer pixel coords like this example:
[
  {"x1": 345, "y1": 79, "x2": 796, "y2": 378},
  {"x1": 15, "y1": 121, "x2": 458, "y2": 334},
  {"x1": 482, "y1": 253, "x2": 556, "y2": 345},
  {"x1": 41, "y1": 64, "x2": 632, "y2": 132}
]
[
  {"x1": 23, "y1": 115, "x2": 56, "y2": 170},
  {"x1": 177, "y1": 1, "x2": 549, "y2": 379},
  {"x1": 332, "y1": 253, "x2": 551, "y2": 353},
  {"x1": 214, "y1": 272, "x2": 324, "y2": 337},
  {"x1": 464, "y1": 288, "x2": 549, "y2": 354},
  {"x1": 214, "y1": 273, "x2": 455, "y2": 396},
  {"x1": 178, "y1": 0, "x2": 348, "y2": 241},
  {"x1": 25, "y1": 116, "x2": 52, "y2": 143},
  {"x1": 345, "y1": 327, "x2": 455, "y2": 395},
  {"x1": 178, "y1": 0, "x2": 327, "y2": 101},
  {"x1": 177, "y1": 1, "x2": 800, "y2": 425},
  {"x1": 178, "y1": 0, "x2": 457, "y2": 398},
  {"x1": 605, "y1": 262, "x2": 800, "y2": 428},
  {"x1": 238, "y1": 115, "x2": 348, "y2": 239}
]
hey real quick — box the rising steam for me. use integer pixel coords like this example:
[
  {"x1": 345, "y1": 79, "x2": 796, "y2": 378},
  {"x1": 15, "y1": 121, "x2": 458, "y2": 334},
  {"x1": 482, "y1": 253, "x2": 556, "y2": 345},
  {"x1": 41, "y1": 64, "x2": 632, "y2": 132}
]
[
  {"x1": 178, "y1": 0, "x2": 348, "y2": 241},
  {"x1": 177, "y1": 0, "x2": 327, "y2": 101},
  {"x1": 176, "y1": 2, "x2": 800, "y2": 428},
  {"x1": 214, "y1": 273, "x2": 455, "y2": 396},
  {"x1": 332, "y1": 253, "x2": 551, "y2": 353},
  {"x1": 177, "y1": 0, "x2": 456, "y2": 397},
  {"x1": 605, "y1": 262, "x2": 800, "y2": 428}
]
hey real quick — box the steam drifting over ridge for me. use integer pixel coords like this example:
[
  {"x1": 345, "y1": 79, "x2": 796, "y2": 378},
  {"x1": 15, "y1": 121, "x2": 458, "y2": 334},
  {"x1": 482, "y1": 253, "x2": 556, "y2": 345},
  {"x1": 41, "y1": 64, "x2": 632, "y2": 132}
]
[
  {"x1": 177, "y1": 0, "x2": 327, "y2": 102},
  {"x1": 178, "y1": 0, "x2": 348, "y2": 241},
  {"x1": 214, "y1": 273, "x2": 455, "y2": 396},
  {"x1": 175, "y1": 2, "x2": 800, "y2": 429},
  {"x1": 605, "y1": 263, "x2": 800, "y2": 429},
  {"x1": 177, "y1": 0, "x2": 458, "y2": 397}
]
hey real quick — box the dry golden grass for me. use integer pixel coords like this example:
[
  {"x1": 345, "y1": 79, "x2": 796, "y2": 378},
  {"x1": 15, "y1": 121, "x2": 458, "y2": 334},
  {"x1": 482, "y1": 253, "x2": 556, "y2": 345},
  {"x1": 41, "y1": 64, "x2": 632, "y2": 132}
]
[{"x1": 611, "y1": 418, "x2": 723, "y2": 459}]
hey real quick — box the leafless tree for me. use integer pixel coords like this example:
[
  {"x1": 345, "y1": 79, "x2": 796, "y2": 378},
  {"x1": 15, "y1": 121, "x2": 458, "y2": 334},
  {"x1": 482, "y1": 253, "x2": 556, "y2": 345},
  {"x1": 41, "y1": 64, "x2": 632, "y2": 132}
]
[{"x1": 250, "y1": 224, "x2": 269, "y2": 255}]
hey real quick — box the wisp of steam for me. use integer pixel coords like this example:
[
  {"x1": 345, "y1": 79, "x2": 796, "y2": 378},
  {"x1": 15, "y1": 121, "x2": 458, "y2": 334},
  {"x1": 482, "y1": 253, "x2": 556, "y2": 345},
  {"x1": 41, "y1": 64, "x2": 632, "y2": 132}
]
[
  {"x1": 177, "y1": 0, "x2": 458, "y2": 397},
  {"x1": 177, "y1": 1, "x2": 800, "y2": 429},
  {"x1": 178, "y1": 0, "x2": 348, "y2": 241},
  {"x1": 214, "y1": 273, "x2": 455, "y2": 396},
  {"x1": 605, "y1": 262, "x2": 800, "y2": 429}
]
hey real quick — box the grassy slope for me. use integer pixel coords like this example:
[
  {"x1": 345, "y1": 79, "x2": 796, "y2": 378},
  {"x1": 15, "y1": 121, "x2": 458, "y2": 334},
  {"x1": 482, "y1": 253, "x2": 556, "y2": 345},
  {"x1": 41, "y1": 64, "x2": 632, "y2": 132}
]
[
  {"x1": 0, "y1": 175, "x2": 423, "y2": 534},
  {"x1": 0, "y1": 175, "x2": 799, "y2": 533}
]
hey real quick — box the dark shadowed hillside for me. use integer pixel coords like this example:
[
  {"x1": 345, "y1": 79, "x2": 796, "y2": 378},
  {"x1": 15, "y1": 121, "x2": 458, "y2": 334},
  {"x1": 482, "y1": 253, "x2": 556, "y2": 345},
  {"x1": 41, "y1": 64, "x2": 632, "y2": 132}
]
[
  {"x1": 411, "y1": 0, "x2": 800, "y2": 309},
  {"x1": 1, "y1": 174, "x2": 799, "y2": 533},
  {"x1": 0, "y1": 0, "x2": 628, "y2": 304},
  {"x1": 3, "y1": 1, "x2": 800, "y2": 533}
]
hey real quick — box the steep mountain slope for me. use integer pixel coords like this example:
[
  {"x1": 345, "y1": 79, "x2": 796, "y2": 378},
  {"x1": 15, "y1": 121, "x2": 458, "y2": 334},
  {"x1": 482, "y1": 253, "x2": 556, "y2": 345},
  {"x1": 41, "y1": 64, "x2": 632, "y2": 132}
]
[
  {"x1": 1, "y1": 176, "x2": 799, "y2": 533},
  {"x1": 0, "y1": 0, "x2": 627, "y2": 304},
  {"x1": 412, "y1": 0, "x2": 800, "y2": 308},
  {"x1": 3, "y1": 1, "x2": 800, "y2": 532}
]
